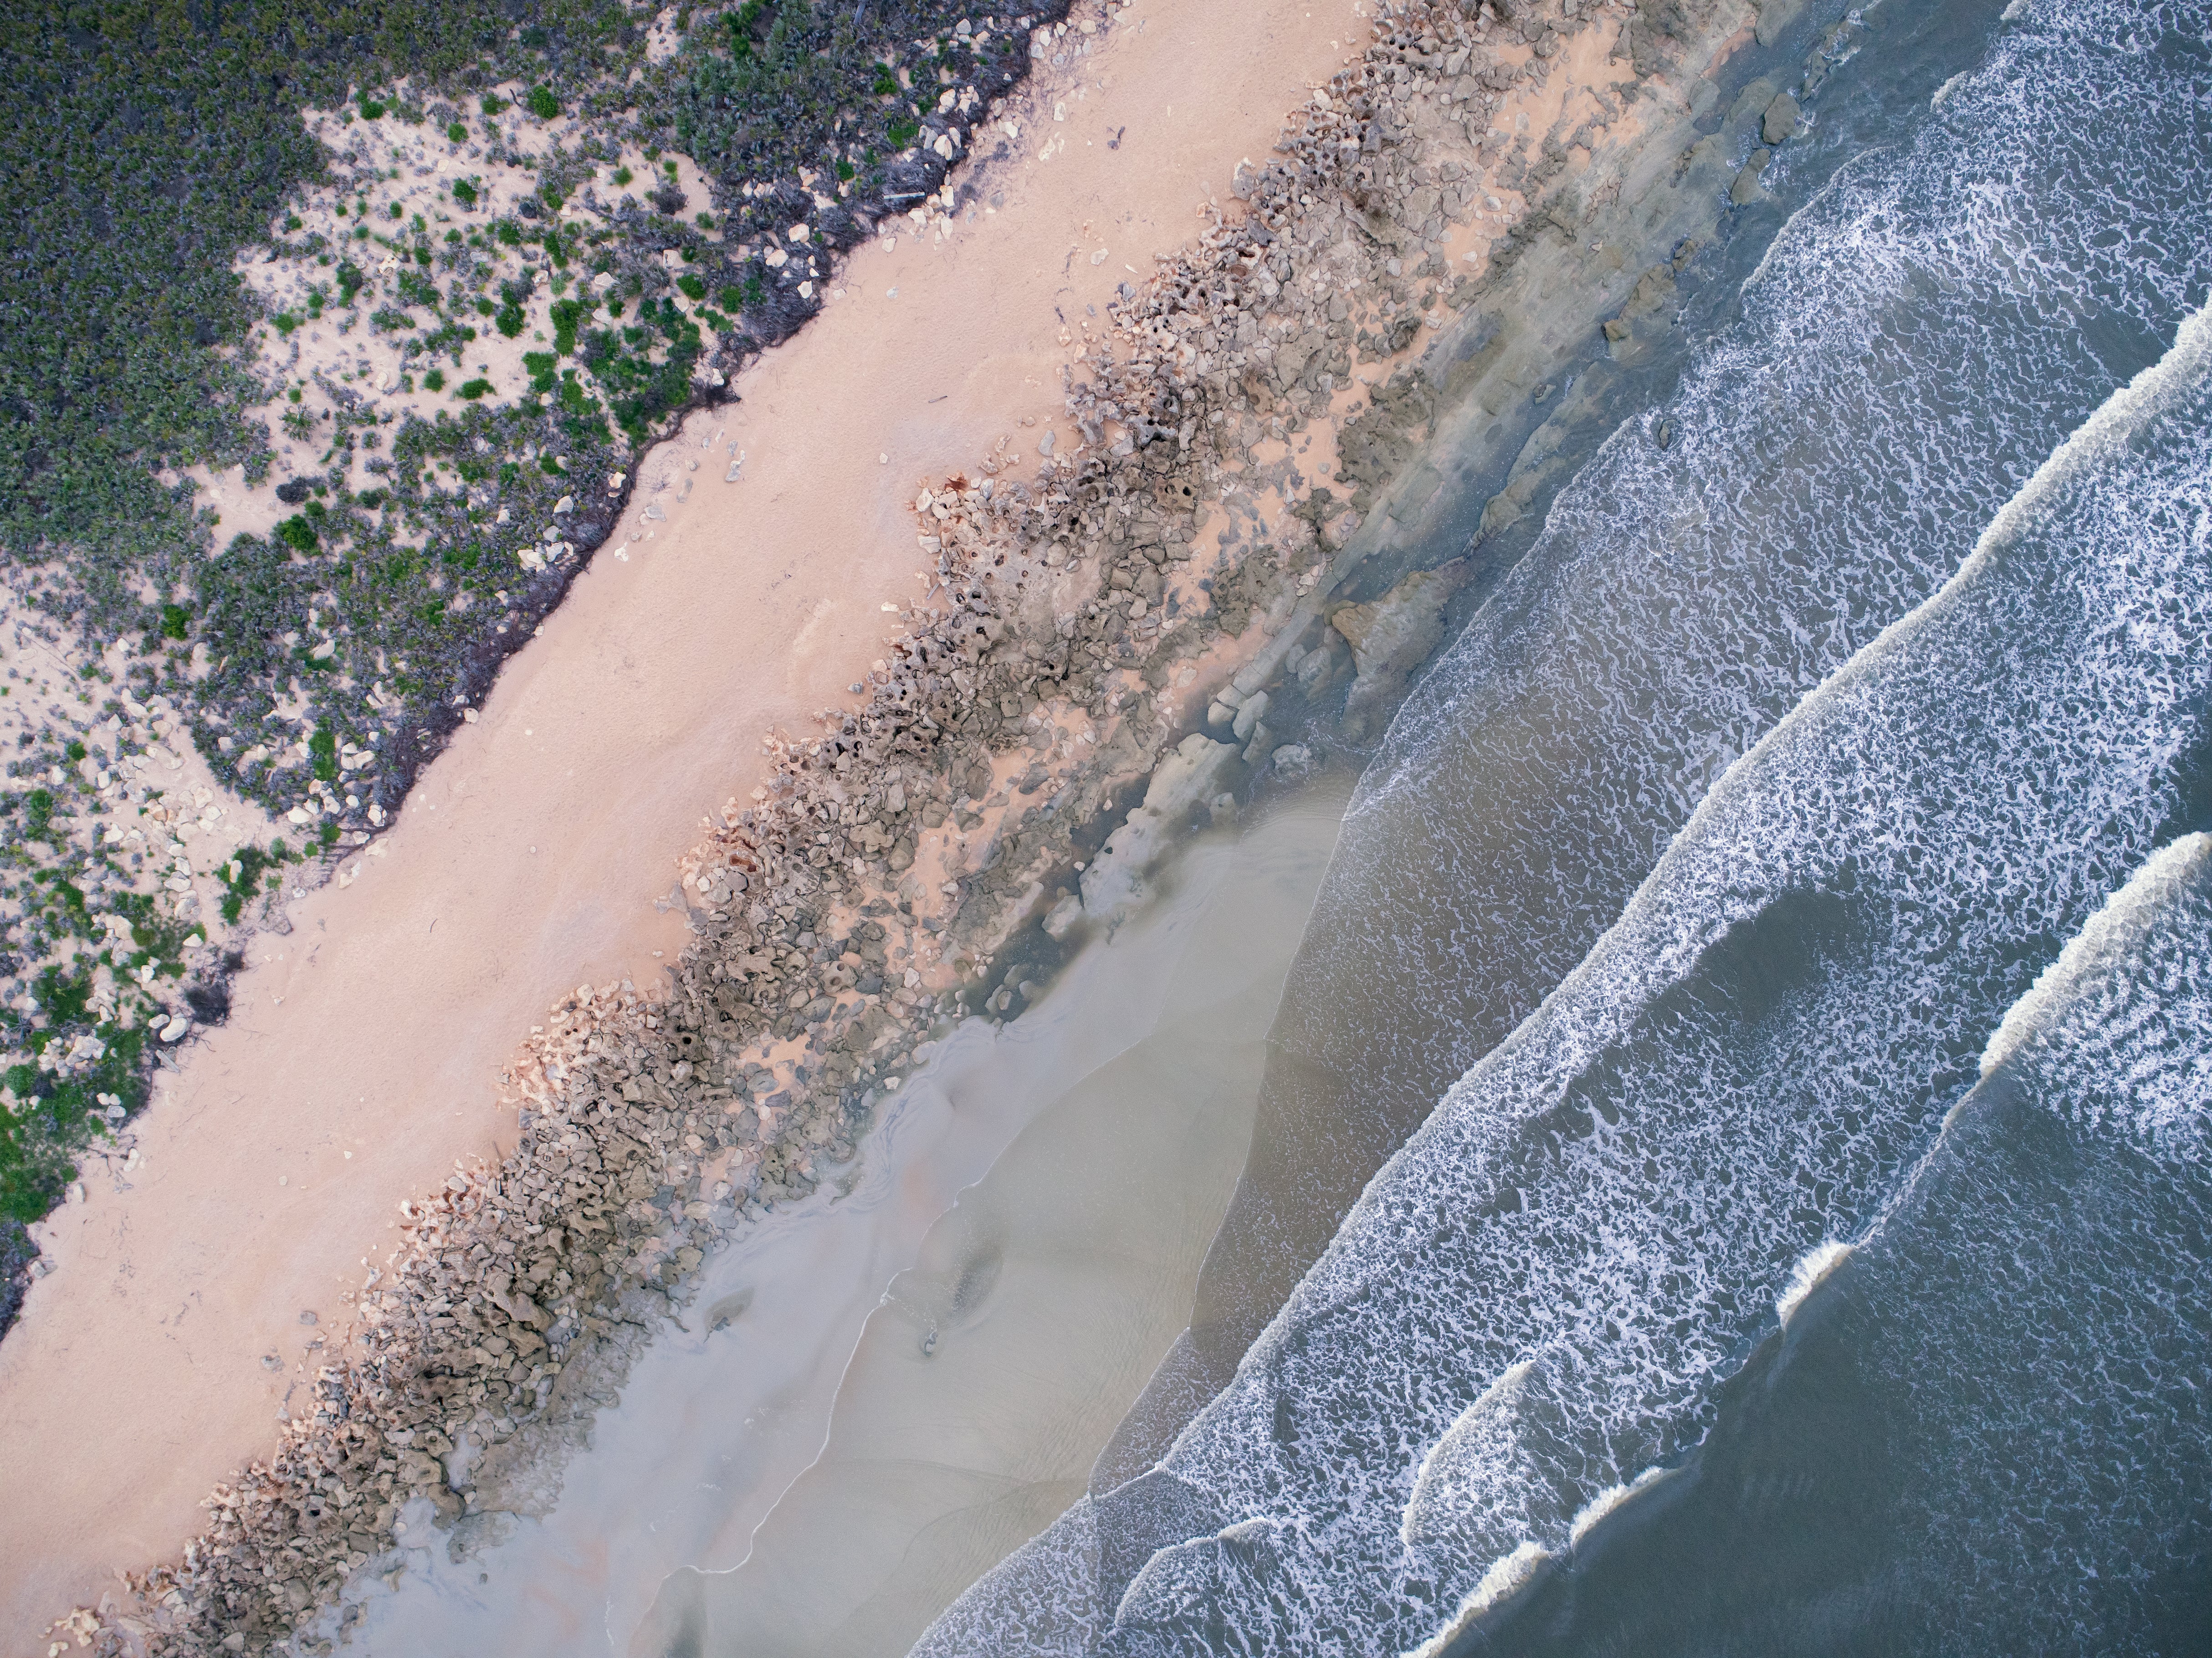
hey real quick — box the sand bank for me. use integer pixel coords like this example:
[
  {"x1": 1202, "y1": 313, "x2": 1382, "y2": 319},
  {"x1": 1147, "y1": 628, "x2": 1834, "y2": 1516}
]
[
  {"x1": 0, "y1": 0, "x2": 1362, "y2": 1643},
  {"x1": 322, "y1": 781, "x2": 1346, "y2": 1656}
]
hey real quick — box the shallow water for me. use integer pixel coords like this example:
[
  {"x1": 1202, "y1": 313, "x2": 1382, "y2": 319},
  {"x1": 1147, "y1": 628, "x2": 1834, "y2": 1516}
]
[{"x1": 337, "y1": 781, "x2": 1350, "y2": 1655}]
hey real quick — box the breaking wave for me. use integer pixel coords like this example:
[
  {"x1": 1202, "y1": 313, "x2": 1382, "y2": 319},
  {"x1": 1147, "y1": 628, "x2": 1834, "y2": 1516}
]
[{"x1": 914, "y1": 2, "x2": 2212, "y2": 1643}]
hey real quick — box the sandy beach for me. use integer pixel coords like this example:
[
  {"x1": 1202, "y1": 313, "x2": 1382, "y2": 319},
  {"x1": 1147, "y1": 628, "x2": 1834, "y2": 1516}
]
[{"x1": 0, "y1": 0, "x2": 1363, "y2": 1641}]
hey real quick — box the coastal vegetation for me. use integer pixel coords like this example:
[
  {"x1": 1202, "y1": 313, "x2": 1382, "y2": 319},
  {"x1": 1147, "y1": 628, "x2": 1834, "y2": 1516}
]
[{"x1": 0, "y1": 0, "x2": 1063, "y2": 1328}]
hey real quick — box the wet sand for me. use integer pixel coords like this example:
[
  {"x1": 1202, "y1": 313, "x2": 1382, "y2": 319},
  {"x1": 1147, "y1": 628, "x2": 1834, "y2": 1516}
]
[
  {"x1": 0, "y1": 1, "x2": 1364, "y2": 1642},
  {"x1": 326, "y1": 780, "x2": 1347, "y2": 1657}
]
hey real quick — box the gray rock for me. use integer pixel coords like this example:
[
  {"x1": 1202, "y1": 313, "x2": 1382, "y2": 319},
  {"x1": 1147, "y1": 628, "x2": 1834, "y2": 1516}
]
[
  {"x1": 1043, "y1": 892, "x2": 1085, "y2": 939},
  {"x1": 1331, "y1": 557, "x2": 1476, "y2": 734},
  {"x1": 1079, "y1": 734, "x2": 1242, "y2": 925},
  {"x1": 1729, "y1": 149, "x2": 1772, "y2": 206},
  {"x1": 1762, "y1": 92, "x2": 1800, "y2": 145},
  {"x1": 1755, "y1": 0, "x2": 1810, "y2": 47}
]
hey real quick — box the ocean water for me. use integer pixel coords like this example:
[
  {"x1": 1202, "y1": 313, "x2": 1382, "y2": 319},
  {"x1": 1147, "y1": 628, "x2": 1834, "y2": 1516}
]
[
  {"x1": 1485, "y1": 834, "x2": 2212, "y2": 1655},
  {"x1": 1149, "y1": 0, "x2": 2212, "y2": 1443},
  {"x1": 918, "y1": 0, "x2": 2212, "y2": 1651}
]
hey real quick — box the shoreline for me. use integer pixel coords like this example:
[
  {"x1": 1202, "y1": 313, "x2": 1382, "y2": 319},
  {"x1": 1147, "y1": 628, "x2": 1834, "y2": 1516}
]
[
  {"x1": 5, "y1": 0, "x2": 1806, "y2": 1649},
  {"x1": 336, "y1": 777, "x2": 1351, "y2": 1654}
]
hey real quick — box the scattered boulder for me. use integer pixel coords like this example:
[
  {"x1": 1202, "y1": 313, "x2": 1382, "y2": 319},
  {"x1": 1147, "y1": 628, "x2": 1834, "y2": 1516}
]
[
  {"x1": 1762, "y1": 91, "x2": 1800, "y2": 144},
  {"x1": 1331, "y1": 558, "x2": 1476, "y2": 736}
]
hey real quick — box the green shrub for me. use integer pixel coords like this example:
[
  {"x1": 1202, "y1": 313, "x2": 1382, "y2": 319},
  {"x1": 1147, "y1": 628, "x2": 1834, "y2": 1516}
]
[
  {"x1": 160, "y1": 604, "x2": 189, "y2": 640},
  {"x1": 481, "y1": 93, "x2": 508, "y2": 115},
  {"x1": 309, "y1": 727, "x2": 337, "y2": 781},
  {"x1": 549, "y1": 297, "x2": 584, "y2": 354},
  {"x1": 273, "y1": 312, "x2": 300, "y2": 335},
  {"x1": 612, "y1": 166, "x2": 633, "y2": 186},
  {"x1": 719, "y1": 284, "x2": 744, "y2": 308},
  {"x1": 495, "y1": 305, "x2": 525, "y2": 338},
  {"x1": 456, "y1": 378, "x2": 493, "y2": 399},
  {"x1": 422, "y1": 368, "x2": 445, "y2": 392},
  {"x1": 726, "y1": 0, "x2": 773, "y2": 59},
  {"x1": 887, "y1": 117, "x2": 919, "y2": 148},
  {"x1": 336, "y1": 261, "x2": 364, "y2": 303},
  {"x1": 217, "y1": 843, "x2": 279, "y2": 924},
  {"x1": 446, "y1": 121, "x2": 468, "y2": 143},
  {"x1": 676, "y1": 273, "x2": 706, "y2": 300},
  {"x1": 451, "y1": 178, "x2": 478, "y2": 207},
  {"x1": 275, "y1": 515, "x2": 318, "y2": 553},
  {"x1": 526, "y1": 85, "x2": 560, "y2": 119},
  {"x1": 358, "y1": 94, "x2": 386, "y2": 120},
  {"x1": 495, "y1": 219, "x2": 522, "y2": 246}
]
